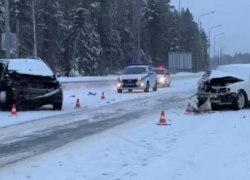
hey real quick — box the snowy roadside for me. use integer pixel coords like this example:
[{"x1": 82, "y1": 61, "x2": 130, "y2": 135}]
[
  {"x1": 1, "y1": 72, "x2": 250, "y2": 179},
  {"x1": 0, "y1": 72, "x2": 202, "y2": 128},
  {"x1": 1, "y1": 94, "x2": 250, "y2": 180}
]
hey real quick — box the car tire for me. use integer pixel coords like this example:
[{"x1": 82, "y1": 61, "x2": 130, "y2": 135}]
[
  {"x1": 232, "y1": 91, "x2": 246, "y2": 110},
  {"x1": 153, "y1": 81, "x2": 157, "y2": 91},
  {"x1": 53, "y1": 89, "x2": 63, "y2": 110},
  {"x1": 144, "y1": 82, "x2": 149, "y2": 92},
  {"x1": 0, "y1": 90, "x2": 13, "y2": 111},
  {"x1": 53, "y1": 102, "x2": 63, "y2": 110},
  {"x1": 0, "y1": 91, "x2": 7, "y2": 110},
  {"x1": 117, "y1": 89, "x2": 122, "y2": 93}
]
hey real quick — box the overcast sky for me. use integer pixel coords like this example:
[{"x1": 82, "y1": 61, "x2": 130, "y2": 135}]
[{"x1": 170, "y1": 0, "x2": 250, "y2": 55}]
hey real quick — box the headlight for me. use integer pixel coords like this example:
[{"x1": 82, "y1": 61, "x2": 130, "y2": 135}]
[
  {"x1": 159, "y1": 77, "x2": 166, "y2": 83},
  {"x1": 137, "y1": 76, "x2": 145, "y2": 81},
  {"x1": 117, "y1": 78, "x2": 123, "y2": 87},
  {"x1": 117, "y1": 82, "x2": 123, "y2": 88}
]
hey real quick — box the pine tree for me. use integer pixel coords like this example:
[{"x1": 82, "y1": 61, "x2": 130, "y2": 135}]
[
  {"x1": 67, "y1": 1, "x2": 101, "y2": 76},
  {"x1": 0, "y1": 0, "x2": 210, "y2": 74},
  {"x1": 142, "y1": 0, "x2": 171, "y2": 66}
]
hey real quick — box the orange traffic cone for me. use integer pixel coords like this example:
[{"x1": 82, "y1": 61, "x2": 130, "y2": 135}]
[
  {"x1": 157, "y1": 110, "x2": 168, "y2": 126},
  {"x1": 75, "y1": 98, "x2": 81, "y2": 109},
  {"x1": 10, "y1": 104, "x2": 17, "y2": 116},
  {"x1": 101, "y1": 92, "x2": 105, "y2": 100}
]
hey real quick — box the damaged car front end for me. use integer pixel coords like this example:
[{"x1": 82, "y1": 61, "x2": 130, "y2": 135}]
[
  {"x1": 0, "y1": 58, "x2": 63, "y2": 111},
  {"x1": 197, "y1": 66, "x2": 250, "y2": 110}
]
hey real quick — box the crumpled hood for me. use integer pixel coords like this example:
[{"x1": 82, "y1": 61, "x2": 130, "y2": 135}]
[{"x1": 209, "y1": 70, "x2": 244, "y2": 81}]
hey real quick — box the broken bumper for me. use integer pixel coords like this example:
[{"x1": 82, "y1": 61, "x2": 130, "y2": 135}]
[
  {"x1": 13, "y1": 87, "x2": 63, "y2": 108},
  {"x1": 198, "y1": 92, "x2": 237, "y2": 105}
]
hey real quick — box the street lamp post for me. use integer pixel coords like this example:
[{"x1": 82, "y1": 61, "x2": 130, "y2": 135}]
[
  {"x1": 197, "y1": 11, "x2": 215, "y2": 71},
  {"x1": 213, "y1": 32, "x2": 224, "y2": 67},
  {"x1": 32, "y1": 0, "x2": 37, "y2": 57},
  {"x1": 208, "y1": 25, "x2": 222, "y2": 58},
  {"x1": 198, "y1": 11, "x2": 215, "y2": 31}
]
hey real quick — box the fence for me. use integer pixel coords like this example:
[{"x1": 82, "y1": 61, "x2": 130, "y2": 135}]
[{"x1": 168, "y1": 52, "x2": 192, "y2": 73}]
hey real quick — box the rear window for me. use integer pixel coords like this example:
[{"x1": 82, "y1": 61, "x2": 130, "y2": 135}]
[
  {"x1": 8, "y1": 59, "x2": 54, "y2": 76},
  {"x1": 153, "y1": 68, "x2": 166, "y2": 75}
]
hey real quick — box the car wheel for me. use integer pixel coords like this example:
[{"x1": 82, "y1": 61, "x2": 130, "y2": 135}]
[
  {"x1": 0, "y1": 91, "x2": 7, "y2": 103},
  {"x1": 232, "y1": 91, "x2": 246, "y2": 110},
  {"x1": 0, "y1": 90, "x2": 13, "y2": 111},
  {"x1": 0, "y1": 91, "x2": 7, "y2": 110},
  {"x1": 117, "y1": 89, "x2": 122, "y2": 93},
  {"x1": 53, "y1": 89, "x2": 63, "y2": 110},
  {"x1": 153, "y1": 81, "x2": 157, "y2": 91},
  {"x1": 53, "y1": 102, "x2": 63, "y2": 110},
  {"x1": 144, "y1": 82, "x2": 149, "y2": 92}
]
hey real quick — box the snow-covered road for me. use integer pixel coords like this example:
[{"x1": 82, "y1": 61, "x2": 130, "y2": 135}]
[
  {"x1": 0, "y1": 73, "x2": 199, "y2": 166},
  {"x1": 1, "y1": 72, "x2": 250, "y2": 180}
]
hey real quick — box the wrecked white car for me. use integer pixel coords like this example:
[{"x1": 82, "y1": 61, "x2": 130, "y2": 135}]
[{"x1": 197, "y1": 64, "x2": 250, "y2": 110}]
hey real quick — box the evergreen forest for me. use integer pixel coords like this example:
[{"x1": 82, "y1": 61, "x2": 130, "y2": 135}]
[{"x1": 0, "y1": 0, "x2": 223, "y2": 75}]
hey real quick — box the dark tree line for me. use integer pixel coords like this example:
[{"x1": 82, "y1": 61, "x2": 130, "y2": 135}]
[
  {"x1": 0, "y1": 0, "x2": 210, "y2": 75},
  {"x1": 210, "y1": 53, "x2": 250, "y2": 69}
]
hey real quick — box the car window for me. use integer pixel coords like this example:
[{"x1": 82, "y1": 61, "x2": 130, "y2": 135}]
[
  {"x1": 153, "y1": 69, "x2": 166, "y2": 75},
  {"x1": 122, "y1": 67, "x2": 147, "y2": 74}
]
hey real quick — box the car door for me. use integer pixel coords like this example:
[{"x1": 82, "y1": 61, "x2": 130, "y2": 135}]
[{"x1": 148, "y1": 66, "x2": 156, "y2": 87}]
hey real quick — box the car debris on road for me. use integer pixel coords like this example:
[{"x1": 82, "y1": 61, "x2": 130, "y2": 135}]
[{"x1": 186, "y1": 94, "x2": 212, "y2": 114}]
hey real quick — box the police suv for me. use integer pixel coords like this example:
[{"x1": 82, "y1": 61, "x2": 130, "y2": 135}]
[{"x1": 117, "y1": 64, "x2": 157, "y2": 93}]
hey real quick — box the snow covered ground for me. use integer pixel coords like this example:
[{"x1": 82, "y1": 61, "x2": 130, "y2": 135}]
[
  {"x1": 0, "y1": 72, "x2": 199, "y2": 128},
  {"x1": 1, "y1": 72, "x2": 250, "y2": 180}
]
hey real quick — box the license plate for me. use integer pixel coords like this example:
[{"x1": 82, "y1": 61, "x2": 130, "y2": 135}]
[{"x1": 125, "y1": 83, "x2": 134, "y2": 87}]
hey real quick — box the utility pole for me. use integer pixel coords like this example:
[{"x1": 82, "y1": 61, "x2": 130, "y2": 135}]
[
  {"x1": 208, "y1": 25, "x2": 222, "y2": 69},
  {"x1": 4, "y1": 0, "x2": 10, "y2": 59},
  {"x1": 132, "y1": 0, "x2": 135, "y2": 63},
  {"x1": 32, "y1": 0, "x2": 37, "y2": 57},
  {"x1": 197, "y1": 11, "x2": 215, "y2": 71},
  {"x1": 208, "y1": 25, "x2": 222, "y2": 58},
  {"x1": 137, "y1": 0, "x2": 141, "y2": 63},
  {"x1": 213, "y1": 32, "x2": 224, "y2": 67}
]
